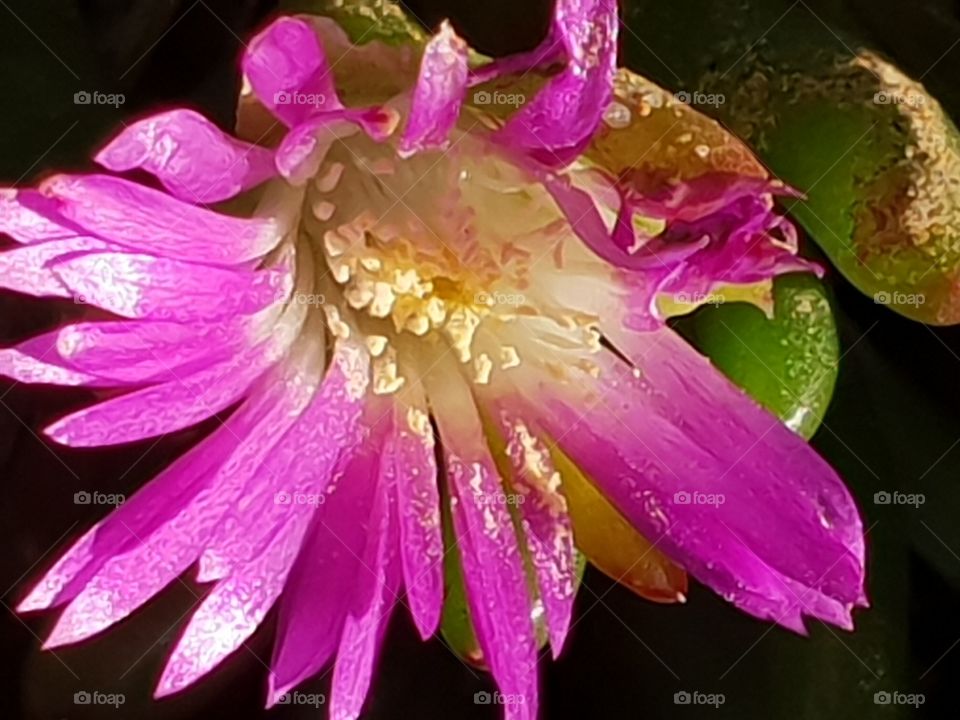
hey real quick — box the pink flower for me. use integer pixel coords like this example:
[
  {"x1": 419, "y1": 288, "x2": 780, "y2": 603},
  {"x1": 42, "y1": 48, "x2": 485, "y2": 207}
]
[{"x1": 1, "y1": 2, "x2": 865, "y2": 718}]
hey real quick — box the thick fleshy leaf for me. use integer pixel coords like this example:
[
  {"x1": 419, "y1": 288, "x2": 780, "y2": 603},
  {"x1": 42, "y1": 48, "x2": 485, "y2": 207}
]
[
  {"x1": 744, "y1": 54, "x2": 960, "y2": 325},
  {"x1": 279, "y1": 0, "x2": 426, "y2": 48},
  {"x1": 677, "y1": 273, "x2": 840, "y2": 440},
  {"x1": 616, "y1": 1, "x2": 960, "y2": 325},
  {"x1": 95, "y1": 109, "x2": 277, "y2": 204}
]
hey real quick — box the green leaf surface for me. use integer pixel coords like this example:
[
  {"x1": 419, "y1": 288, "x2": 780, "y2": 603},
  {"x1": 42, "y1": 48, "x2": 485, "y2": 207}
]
[{"x1": 678, "y1": 273, "x2": 839, "y2": 440}]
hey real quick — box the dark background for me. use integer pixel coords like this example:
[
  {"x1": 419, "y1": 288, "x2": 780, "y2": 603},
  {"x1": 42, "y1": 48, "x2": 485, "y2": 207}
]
[{"x1": 2, "y1": 0, "x2": 960, "y2": 718}]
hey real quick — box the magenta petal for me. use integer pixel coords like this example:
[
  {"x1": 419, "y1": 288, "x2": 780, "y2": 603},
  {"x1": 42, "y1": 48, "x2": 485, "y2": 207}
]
[
  {"x1": 267, "y1": 471, "x2": 372, "y2": 706},
  {"x1": 268, "y1": 357, "x2": 380, "y2": 703},
  {"x1": 95, "y1": 109, "x2": 276, "y2": 204},
  {"x1": 275, "y1": 118, "x2": 359, "y2": 186},
  {"x1": 197, "y1": 341, "x2": 366, "y2": 582},
  {"x1": 399, "y1": 21, "x2": 469, "y2": 157},
  {"x1": 528, "y1": 328, "x2": 865, "y2": 629},
  {"x1": 0, "y1": 189, "x2": 80, "y2": 243},
  {"x1": 151, "y1": 343, "x2": 370, "y2": 699},
  {"x1": 276, "y1": 108, "x2": 398, "y2": 185},
  {"x1": 490, "y1": 403, "x2": 576, "y2": 658},
  {"x1": 43, "y1": 333, "x2": 293, "y2": 447},
  {"x1": 52, "y1": 317, "x2": 262, "y2": 385},
  {"x1": 0, "y1": 345, "x2": 103, "y2": 387},
  {"x1": 40, "y1": 174, "x2": 281, "y2": 265},
  {"x1": 49, "y1": 251, "x2": 291, "y2": 322},
  {"x1": 0, "y1": 236, "x2": 111, "y2": 298},
  {"x1": 538, "y1": 170, "x2": 686, "y2": 271},
  {"x1": 329, "y1": 431, "x2": 402, "y2": 720},
  {"x1": 497, "y1": 0, "x2": 618, "y2": 166},
  {"x1": 385, "y1": 390, "x2": 442, "y2": 640},
  {"x1": 243, "y1": 16, "x2": 342, "y2": 127},
  {"x1": 31, "y1": 377, "x2": 289, "y2": 632},
  {"x1": 38, "y1": 338, "x2": 325, "y2": 649},
  {"x1": 428, "y1": 365, "x2": 538, "y2": 718}
]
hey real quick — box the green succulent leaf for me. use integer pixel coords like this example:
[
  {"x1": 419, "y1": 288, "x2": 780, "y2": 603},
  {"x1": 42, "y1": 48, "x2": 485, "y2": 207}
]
[
  {"x1": 676, "y1": 273, "x2": 839, "y2": 440},
  {"x1": 279, "y1": 0, "x2": 427, "y2": 45},
  {"x1": 619, "y1": 0, "x2": 960, "y2": 326}
]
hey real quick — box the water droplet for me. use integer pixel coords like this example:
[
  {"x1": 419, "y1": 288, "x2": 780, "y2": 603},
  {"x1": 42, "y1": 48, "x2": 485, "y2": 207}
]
[{"x1": 603, "y1": 101, "x2": 632, "y2": 129}]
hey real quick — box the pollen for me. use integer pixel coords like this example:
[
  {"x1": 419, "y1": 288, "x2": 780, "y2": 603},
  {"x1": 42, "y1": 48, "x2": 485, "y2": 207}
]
[{"x1": 300, "y1": 127, "x2": 611, "y2": 394}]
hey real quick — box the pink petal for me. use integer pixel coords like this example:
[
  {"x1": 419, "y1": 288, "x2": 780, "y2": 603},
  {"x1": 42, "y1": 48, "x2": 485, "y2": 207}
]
[
  {"x1": 497, "y1": 0, "x2": 618, "y2": 166},
  {"x1": 329, "y1": 425, "x2": 402, "y2": 720},
  {"x1": 0, "y1": 346, "x2": 103, "y2": 387},
  {"x1": 384, "y1": 386, "x2": 442, "y2": 640},
  {"x1": 399, "y1": 21, "x2": 469, "y2": 157},
  {"x1": 268, "y1": 352, "x2": 383, "y2": 703},
  {"x1": 36, "y1": 336, "x2": 326, "y2": 645},
  {"x1": 0, "y1": 189, "x2": 79, "y2": 243},
  {"x1": 427, "y1": 362, "x2": 538, "y2": 719},
  {"x1": 0, "y1": 236, "x2": 111, "y2": 298},
  {"x1": 17, "y1": 376, "x2": 286, "y2": 614},
  {"x1": 243, "y1": 16, "x2": 343, "y2": 127},
  {"x1": 52, "y1": 316, "x2": 267, "y2": 384},
  {"x1": 43, "y1": 301, "x2": 305, "y2": 447},
  {"x1": 95, "y1": 109, "x2": 276, "y2": 204},
  {"x1": 156, "y1": 342, "x2": 371, "y2": 696},
  {"x1": 274, "y1": 118, "x2": 360, "y2": 186},
  {"x1": 49, "y1": 251, "x2": 291, "y2": 322},
  {"x1": 488, "y1": 401, "x2": 576, "y2": 658},
  {"x1": 40, "y1": 174, "x2": 281, "y2": 265},
  {"x1": 537, "y1": 169, "x2": 693, "y2": 271},
  {"x1": 525, "y1": 327, "x2": 865, "y2": 630}
]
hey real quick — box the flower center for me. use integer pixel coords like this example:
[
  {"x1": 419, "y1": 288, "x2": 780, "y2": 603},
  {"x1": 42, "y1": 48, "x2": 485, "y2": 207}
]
[{"x1": 297, "y1": 128, "x2": 614, "y2": 392}]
